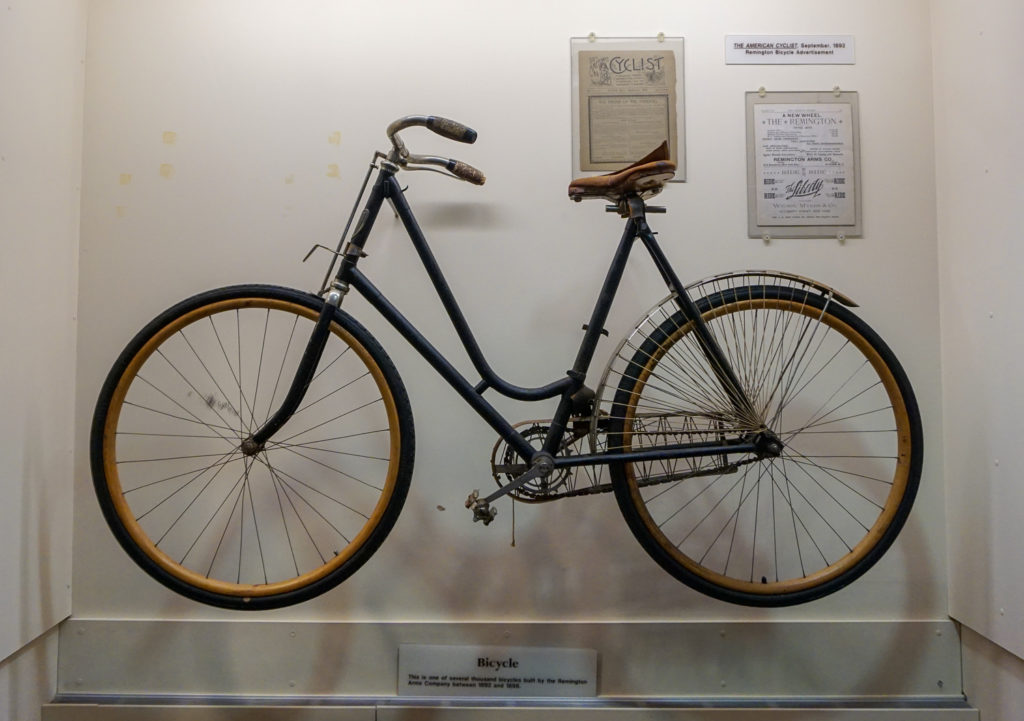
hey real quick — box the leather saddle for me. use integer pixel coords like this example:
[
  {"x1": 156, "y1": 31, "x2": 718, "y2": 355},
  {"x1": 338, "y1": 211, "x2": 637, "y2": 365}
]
[{"x1": 568, "y1": 141, "x2": 676, "y2": 202}]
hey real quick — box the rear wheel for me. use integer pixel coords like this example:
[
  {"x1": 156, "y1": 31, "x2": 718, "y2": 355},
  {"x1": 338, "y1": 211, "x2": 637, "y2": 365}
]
[
  {"x1": 608, "y1": 285, "x2": 922, "y2": 606},
  {"x1": 91, "y1": 284, "x2": 414, "y2": 609}
]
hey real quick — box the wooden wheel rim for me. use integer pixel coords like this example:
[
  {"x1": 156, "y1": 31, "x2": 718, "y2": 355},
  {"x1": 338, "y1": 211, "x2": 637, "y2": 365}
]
[{"x1": 101, "y1": 297, "x2": 402, "y2": 598}]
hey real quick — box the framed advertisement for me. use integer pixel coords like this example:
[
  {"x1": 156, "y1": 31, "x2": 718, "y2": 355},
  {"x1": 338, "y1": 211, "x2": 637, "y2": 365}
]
[
  {"x1": 571, "y1": 36, "x2": 685, "y2": 181},
  {"x1": 746, "y1": 90, "x2": 861, "y2": 239}
]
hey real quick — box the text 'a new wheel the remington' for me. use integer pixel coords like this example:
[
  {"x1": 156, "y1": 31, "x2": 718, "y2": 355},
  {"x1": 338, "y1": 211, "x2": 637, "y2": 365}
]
[
  {"x1": 606, "y1": 285, "x2": 922, "y2": 606},
  {"x1": 90, "y1": 285, "x2": 414, "y2": 610}
]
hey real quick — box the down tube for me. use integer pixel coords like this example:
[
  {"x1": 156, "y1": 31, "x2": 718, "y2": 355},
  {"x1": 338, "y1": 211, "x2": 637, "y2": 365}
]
[{"x1": 344, "y1": 267, "x2": 539, "y2": 462}]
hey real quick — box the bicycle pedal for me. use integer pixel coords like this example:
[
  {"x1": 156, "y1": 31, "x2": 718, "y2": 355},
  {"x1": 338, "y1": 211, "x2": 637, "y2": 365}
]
[
  {"x1": 472, "y1": 503, "x2": 498, "y2": 525},
  {"x1": 465, "y1": 490, "x2": 498, "y2": 525}
]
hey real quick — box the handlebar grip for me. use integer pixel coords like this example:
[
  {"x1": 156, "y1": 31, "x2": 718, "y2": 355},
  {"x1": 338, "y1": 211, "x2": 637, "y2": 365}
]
[
  {"x1": 448, "y1": 160, "x2": 486, "y2": 186},
  {"x1": 427, "y1": 116, "x2": 478, "y2": 144}
]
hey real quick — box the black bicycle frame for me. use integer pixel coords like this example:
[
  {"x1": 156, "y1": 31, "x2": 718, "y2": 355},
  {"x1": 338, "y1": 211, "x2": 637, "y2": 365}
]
[{"x1": 252, "y1": 164, "x2": 758, "y2": 467}]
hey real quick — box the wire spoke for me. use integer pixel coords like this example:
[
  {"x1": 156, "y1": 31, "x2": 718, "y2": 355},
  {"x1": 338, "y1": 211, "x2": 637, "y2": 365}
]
[
  {"x1": 151, "y1": 454, "x2": 245, "y2": 546},
  {"x1": 252, "y1": 453, "x2": 374, "y2": 518},
  {"x1": 277, "y1": 397, "x2": 385, "y2": 445},
  {"x1": 258, "y1": 459, "x2": 355, "y2": 556},
  {"x1": 264, "y1": 314, "x2": 301, "y2": 427},
  {"x1": 266, "y1": 455, "x2": 301, "y2": 578},
  {"x1": 121, "y1": 450, "x2": 239, "y2": 494},
  {"x1": 266, "y1": 440, "x2": 389, "y2": 462},
  {"x1": 120, "y1": 400, "x2": 238, "y2": 436},
  {"x1": 292, "y1": 371, "x2": 371, "y2": 417}
]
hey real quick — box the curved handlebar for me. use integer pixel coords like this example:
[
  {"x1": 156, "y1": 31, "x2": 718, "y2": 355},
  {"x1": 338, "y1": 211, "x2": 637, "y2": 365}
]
[
  {"x1": 386, "y1": 115, "x2": 484, "y2": 185},
  {"x1": 386, "y1": 115, "x2": 478, "y2": 144}
]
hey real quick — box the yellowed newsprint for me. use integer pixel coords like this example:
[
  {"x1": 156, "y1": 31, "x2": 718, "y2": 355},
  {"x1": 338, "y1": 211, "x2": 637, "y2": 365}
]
[{"x1": 578, "y1": 49, "x2": 678, "y2": 171}]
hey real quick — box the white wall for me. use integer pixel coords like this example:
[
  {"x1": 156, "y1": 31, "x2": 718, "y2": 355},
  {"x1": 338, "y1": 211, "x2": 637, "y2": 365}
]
[
  {"x1": 0, "y1": 0, "x2": 86, "y2": 716},
  {"x1": 933, "y1": 0, "x2": 1024, "y2": 656},
  {"x1": 961, "y1": 626, "x2": 1024, "y2": 721},
  {"x1": 932, "y1": 0, "x2": 1024, "y2": 715},
  {"x1": 1, "y1": 629, "x2": 59, "y2": 721},
  {"x1": 0, "y1": 0, "x2": 83, "y2": 660},
  {"x1": 73, "y1": 0, "x2": 945, "y2": 623}
]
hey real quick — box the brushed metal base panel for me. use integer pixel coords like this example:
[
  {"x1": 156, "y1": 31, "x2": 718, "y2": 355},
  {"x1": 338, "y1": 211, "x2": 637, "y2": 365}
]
[
  {"x1": 58, "y1": 620, "x2": 962, "y2": 698},
  {"x1": 43, "y1": 705, "x2": 372, "y2": 721},
  {"x1": 43, "y1": 699, "x2": 978, "y2": 721}
]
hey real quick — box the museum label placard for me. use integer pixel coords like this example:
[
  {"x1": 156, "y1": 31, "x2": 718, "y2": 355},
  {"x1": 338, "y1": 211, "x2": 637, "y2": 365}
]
[
  {"x1": 727, "y1": 35, "x2": 855, "y2": 64},
  {"x1": 398, "y1": 644, "x2": 597, "y2": 697}
]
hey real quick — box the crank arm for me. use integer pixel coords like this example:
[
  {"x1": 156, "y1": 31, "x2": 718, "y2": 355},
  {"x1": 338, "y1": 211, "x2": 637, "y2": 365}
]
[
  {"x1": 480, "y1": 455, "x2": 551, "y2": 506},
  {"x1": 468, "y1": 455, "x2": 553, "y2": 524}
]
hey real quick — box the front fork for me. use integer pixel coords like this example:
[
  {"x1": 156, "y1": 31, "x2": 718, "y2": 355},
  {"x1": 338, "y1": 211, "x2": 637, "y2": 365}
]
[
  {"x1": 243, "y1": 166, "x2": 391, "y2": 454},
  {"x1": 242, "y1": 284, "x2": 346, "y2": 455}
]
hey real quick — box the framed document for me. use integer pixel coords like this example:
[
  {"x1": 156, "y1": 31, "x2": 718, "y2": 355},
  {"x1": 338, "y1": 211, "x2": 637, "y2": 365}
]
[
  {"x1": 571, "y1": 36, "x2": 685, "y2": 180},
  {"x1": 746, "y1": 90, "x2": 861, "y2": 238}
]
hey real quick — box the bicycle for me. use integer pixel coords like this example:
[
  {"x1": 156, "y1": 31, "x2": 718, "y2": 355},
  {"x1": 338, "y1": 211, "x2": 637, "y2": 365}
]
[{"x1": 90, "y1": 115, "x2": 922, "y2": 610}]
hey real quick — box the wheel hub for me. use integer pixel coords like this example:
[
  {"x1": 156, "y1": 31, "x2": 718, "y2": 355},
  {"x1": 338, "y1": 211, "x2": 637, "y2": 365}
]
[
  {"x1": 240, "y1": 437, "x2": 264, "y2": 457},
  {"x1": 752, "y1": 429, "x2": 784, "y2": 458}
]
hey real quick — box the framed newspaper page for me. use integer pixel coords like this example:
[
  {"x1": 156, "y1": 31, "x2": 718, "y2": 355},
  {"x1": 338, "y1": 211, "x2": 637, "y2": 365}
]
[
  {"x1": 746, "y1": 90, "x2": 861, "y2": 239},
  {"x1": 571, "y1": 36, "x2": 685, "y2": 181}
]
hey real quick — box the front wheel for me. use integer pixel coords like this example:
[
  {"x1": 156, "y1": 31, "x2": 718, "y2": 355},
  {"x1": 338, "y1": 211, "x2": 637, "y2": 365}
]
[
  {"x1": 91, "y1": 284, "x2": 415, "y2": 609},
  {"x1": 607, "y1": 285, "x2": 922, "y2": 606}
]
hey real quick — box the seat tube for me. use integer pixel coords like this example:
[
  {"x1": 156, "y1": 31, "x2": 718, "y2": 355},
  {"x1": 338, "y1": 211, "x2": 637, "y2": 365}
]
[
  {"x1": 542, "y1": 219, "x2": 638, "y2": 455},
  {"x1": 570, "y1": 218, "x2": 638, "y2": 378}
]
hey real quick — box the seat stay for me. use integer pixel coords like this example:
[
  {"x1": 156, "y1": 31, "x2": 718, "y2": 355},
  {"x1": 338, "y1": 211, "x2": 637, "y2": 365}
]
[{"x1": 634, "y1": 217, "x2": 758, "y2": 422}]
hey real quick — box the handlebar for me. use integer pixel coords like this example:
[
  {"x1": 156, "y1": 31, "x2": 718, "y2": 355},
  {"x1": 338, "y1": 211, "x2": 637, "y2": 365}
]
[
  {"x1": 386, "y1": 115, "x2": 485, "y2": 186},
  {"x1": 387, "y1": 115, "x2": 477, "y2": 144}
]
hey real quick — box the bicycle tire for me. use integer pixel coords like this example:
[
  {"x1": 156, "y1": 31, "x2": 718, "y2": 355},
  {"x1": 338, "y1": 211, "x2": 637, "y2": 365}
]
[
  {"x1": 607, "y1": 285, "x2": 922, "y2": 606},
  {"x1": 91, "y1": 284, "x2": 414, "y2": 609}
]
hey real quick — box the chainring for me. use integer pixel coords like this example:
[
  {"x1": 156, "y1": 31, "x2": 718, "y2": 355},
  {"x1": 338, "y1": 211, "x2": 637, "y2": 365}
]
[{"x1": 489, "y1": 423, "x2": 576, "y2": 503}]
